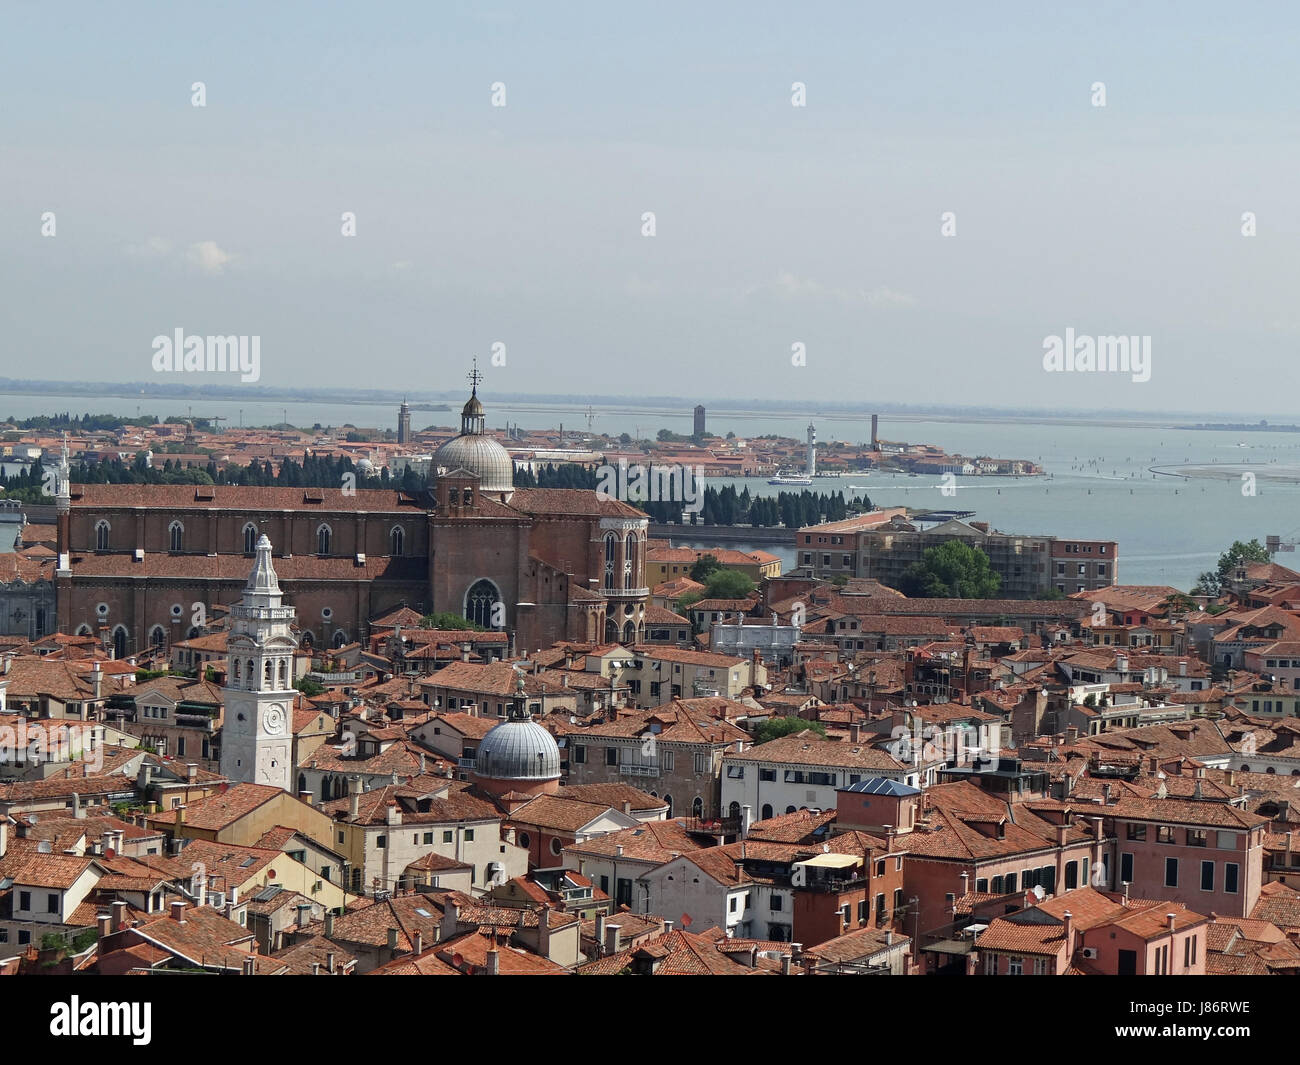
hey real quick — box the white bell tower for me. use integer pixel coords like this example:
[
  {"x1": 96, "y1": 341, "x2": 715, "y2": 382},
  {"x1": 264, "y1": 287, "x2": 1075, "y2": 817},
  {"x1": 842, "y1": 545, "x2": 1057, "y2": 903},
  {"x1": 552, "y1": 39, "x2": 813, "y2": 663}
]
[{"x1": 220, "y1": 535, "x2": 298, "y2": 791}]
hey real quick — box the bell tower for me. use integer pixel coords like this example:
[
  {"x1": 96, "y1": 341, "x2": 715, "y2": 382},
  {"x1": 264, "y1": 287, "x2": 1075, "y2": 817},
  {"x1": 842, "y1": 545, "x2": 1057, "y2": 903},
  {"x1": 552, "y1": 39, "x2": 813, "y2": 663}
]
[{"x1": 220, "y1": 535, "x2": 299, "y2": 791}]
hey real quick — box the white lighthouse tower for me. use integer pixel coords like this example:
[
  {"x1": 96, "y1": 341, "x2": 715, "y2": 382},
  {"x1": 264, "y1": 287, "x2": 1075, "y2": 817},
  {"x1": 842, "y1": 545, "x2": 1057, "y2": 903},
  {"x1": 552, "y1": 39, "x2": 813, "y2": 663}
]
[
  {"x1": 220, "y1": 535, "x2": 299, "y2": 791},
  {"x1": 806, "y1": 422, "x2": 817, "y2": 478}
]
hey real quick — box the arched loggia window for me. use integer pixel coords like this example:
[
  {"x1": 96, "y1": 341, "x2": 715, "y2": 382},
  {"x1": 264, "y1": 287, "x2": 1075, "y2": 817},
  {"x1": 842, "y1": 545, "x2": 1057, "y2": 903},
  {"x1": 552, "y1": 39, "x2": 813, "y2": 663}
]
[{"x1": 465, "y1": 579, "x2": 501, "y2": 629}]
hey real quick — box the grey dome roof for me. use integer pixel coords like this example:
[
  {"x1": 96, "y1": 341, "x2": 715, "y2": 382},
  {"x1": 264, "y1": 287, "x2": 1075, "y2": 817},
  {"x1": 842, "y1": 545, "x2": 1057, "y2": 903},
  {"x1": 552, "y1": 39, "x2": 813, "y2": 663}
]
[
  {"x1": 434, "y1": 433, "x2": 514, "y2": 494},
  {"x1": 474, "y1": 719, "x2": 561, "y2": 781}
]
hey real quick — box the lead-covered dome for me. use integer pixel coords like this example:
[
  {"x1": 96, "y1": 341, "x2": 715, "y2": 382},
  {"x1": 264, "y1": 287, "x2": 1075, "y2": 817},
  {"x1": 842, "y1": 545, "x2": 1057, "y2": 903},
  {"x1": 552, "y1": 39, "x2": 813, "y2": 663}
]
[
  {"x1": 433, "y1": 434, "x2": 515, "y2": 494},
  {"x1": 434, "y1": 370, "x2": 514, "y2": 496},
  {"x1": 475, "y1": 718, "x2": 561, "y2": 782}
]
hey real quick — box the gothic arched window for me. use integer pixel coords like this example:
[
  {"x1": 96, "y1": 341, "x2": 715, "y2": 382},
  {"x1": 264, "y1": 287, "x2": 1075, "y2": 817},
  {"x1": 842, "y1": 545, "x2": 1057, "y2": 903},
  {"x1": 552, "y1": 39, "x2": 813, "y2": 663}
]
[
  {"x1": 625, "y1": 533, "x2": 638, "y2": 589},
  {"x1": 111, "y1": 626, "x2": 128, "y2": 660},
  {"x1": 243, "y1": 523, "x2": 257, "y2": 554},
  {"x1": 465, "y1": 579, "x2": 501, "y2": 629},
  {"x1": 316, "y1": 524, "x2": 332, "y2": 555},
  {"x1": 390, "y1": 526, "x2": 404, "y2": 556},
  {"x1": 95, "y1": 520, "x2": 110, "y2": 551},
  {"x1": 168, "y1": 521, "x2": 184, "y2": 553},
  {"x1": 604, "y1": 533, "x2": 617, "y2": 590}
]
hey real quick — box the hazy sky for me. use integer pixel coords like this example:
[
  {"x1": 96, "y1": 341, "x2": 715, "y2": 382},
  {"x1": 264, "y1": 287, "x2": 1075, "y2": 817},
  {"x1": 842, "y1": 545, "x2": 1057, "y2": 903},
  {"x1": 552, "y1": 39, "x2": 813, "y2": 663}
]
[{"x1": 4, "y1": 1, "x2": 1299, "y2": 414}]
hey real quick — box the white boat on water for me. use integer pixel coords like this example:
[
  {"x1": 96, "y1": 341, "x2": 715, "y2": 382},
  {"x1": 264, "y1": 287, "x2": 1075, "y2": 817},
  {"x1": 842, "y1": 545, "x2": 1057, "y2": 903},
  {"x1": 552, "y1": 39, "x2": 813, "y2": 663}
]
[{"x1": 768, "y1": 473, "x2": 812, "y2": 486}]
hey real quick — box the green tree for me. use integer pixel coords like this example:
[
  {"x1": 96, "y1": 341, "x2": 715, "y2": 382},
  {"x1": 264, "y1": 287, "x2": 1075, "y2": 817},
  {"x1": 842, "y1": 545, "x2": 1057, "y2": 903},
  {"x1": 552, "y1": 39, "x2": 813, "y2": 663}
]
[
  {"x1": 1194, "y1": 538, "x2": 1271, "y2": 596},
  {"x1": 898, "y1": 540, "x2": 1001, "y2": 599},
  {"x1": 690, "y1": 554, "x2": 723, "y2": 583},
  {"x1": 421, "y1": 612, "x2": 485, "y2": 631},
  {"x1": 703, "y1": 569, "x2": 756, "y2": 599},
  {"x1": 752, "y1": 717, "x2": 827, "y2": 744}
]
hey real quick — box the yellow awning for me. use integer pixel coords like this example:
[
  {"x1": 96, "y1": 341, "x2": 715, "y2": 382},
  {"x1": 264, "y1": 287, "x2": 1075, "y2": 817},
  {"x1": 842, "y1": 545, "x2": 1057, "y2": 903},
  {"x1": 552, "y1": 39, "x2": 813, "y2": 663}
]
[{"x1": 799, "y1": 853, "x2": 859, "y2": 869}]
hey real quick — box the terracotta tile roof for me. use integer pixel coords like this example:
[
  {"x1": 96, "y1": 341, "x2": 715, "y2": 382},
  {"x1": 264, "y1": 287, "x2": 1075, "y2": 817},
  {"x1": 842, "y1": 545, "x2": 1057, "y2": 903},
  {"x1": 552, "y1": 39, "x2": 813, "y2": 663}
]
[
  {"x1": 577, "y1": 927, "x2": 760, "y2": 975},
  {"x1": 147, "y1": 783, "x2": 285, "y2": 831},
  {"x1": 70, "y1": 483, "x2": 420, "y2": 513},
  {"x1": 565, "y1": 819, "x2": 703, "y2": 863},
  {"x1": 726, "y1": 733, "x2": 906, "y2": 772},
  {"x1": 557, "y1": 782, "x2": 666, "y2": 813}
]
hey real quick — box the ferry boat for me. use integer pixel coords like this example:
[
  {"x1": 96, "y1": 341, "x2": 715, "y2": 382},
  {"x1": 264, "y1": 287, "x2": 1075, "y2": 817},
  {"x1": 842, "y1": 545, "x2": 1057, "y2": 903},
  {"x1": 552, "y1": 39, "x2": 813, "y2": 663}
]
[{"x1": 768, "y1": 472, "x2": 813, "y2": 486}]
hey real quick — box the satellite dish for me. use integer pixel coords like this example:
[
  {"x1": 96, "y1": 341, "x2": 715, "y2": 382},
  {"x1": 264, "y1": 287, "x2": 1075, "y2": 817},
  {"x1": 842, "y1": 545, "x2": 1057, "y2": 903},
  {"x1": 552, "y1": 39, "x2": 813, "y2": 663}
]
[
  {"x1": 823, "y1": 843, "x2": 830, "y2": 853},
  {"x1": 1032, "y1": 885, "x2": 1045, "y2": 900}
]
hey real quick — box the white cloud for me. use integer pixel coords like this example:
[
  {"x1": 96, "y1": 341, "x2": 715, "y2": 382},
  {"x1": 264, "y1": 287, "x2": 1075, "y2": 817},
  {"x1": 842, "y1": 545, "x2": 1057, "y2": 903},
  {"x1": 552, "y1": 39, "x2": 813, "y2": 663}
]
[
  {"x1": 863, "y1": 286, "x2": 918, "y2": 309},
  {"x1": 123, "y1": 236, "x2": 172, "y2": 257},
  {"x1": 186, "y1": 240, "x2": 235, "y2": 275}
]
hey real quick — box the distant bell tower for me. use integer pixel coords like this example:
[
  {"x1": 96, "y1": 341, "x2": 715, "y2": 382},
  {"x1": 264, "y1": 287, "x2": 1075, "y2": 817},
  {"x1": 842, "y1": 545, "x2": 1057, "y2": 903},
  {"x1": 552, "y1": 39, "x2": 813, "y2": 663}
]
[
  {"x1": 807, "y1": 422, "x2": 817, "y2": 477},
  {"x1": 220, "y1": 535, "x2": 299, "y2": 792},
  {"x1": 693, "y1": 404, "x2": 706, "y2": 438},
  {"x1": 397, "y1": 399, "x2": 412, "y2": 444}
]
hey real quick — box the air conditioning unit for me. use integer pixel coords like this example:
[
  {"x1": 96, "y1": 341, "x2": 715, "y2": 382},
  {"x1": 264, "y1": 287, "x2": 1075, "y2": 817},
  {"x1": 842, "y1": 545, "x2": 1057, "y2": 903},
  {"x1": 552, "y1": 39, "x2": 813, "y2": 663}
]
[
  {"x1": 207, "y1": 891, "x2": 226, "y2": 909},
  {"x1": 1081, "y1": 947, "x2": 1098, "y2": 959}
]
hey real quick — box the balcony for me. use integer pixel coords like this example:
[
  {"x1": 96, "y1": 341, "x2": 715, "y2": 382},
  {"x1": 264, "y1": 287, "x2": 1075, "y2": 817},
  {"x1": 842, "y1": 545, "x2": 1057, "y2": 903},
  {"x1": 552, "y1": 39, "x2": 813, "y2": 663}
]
[
  {"x1": 457, "y1": 757, "x2": 476, "y2": 771},
  {"x1": 619, "y1": 764, "x2": 660, "y2": 778},
  {"x1": 682, "y1": 816, "x2": 741, "y2": 836}
]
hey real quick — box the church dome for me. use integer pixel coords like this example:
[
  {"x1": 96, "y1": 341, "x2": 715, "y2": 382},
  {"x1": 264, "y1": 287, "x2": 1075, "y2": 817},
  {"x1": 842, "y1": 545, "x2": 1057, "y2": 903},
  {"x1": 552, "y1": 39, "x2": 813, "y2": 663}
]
[
  {"x1": 474, "y1": 718, "x2": 561, "y2": 782},
  {"x1": 434, "y1": 369, "x2": 514, "y2": 495},
  {"x1": 433, "y1": 434, "x2": 514, "y2": 494}
]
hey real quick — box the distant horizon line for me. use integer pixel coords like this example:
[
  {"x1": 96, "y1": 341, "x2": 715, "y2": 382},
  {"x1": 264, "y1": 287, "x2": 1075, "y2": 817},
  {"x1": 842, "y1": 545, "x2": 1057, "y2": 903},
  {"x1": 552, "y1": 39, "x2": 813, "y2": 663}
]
[{"x1": 0, "y1": 376, "x2": 1288, "y2": 428}]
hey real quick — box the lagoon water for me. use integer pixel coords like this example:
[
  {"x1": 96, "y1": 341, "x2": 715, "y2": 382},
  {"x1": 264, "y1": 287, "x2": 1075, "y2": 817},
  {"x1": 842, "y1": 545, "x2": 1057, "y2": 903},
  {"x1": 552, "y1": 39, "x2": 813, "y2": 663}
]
[{"x1": 4, "y1": 392, "x2": 1299, "y2": 591}]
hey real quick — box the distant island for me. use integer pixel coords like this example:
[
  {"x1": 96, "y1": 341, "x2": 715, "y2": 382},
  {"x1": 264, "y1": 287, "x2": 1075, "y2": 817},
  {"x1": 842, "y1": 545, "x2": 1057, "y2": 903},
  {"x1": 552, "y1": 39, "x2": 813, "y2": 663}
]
[{"x1": 1178, "y1": 421, "x2": 1300, "y2": 433}]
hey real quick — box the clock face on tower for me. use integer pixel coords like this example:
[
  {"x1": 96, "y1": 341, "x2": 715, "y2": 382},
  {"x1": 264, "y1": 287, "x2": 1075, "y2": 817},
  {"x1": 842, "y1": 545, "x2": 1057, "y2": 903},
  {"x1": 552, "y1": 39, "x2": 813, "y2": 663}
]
[{"x1": 264, "y1": 704, "x2": 286, "y2": 736}]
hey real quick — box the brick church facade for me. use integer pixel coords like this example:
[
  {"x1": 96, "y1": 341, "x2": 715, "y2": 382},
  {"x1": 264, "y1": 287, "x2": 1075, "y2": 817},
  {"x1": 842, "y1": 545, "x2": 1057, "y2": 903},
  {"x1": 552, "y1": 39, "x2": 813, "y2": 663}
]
[{"x1": 53, "y1": 387, "x2": 649, "y2": 658}]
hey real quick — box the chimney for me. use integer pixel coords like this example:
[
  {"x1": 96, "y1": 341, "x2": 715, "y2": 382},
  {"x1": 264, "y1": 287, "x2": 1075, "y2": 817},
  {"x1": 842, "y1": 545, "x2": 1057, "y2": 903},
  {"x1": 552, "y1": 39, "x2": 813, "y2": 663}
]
[
  {"x1": 112, "y1": 900, "x2": 128, "y2": 931},
  {"x1": 71, "y1": 791, "x2": 84, "y2": 819},
  {"x1": 615, "y1": 844, "x2": 624, "y2": 857},
  {"x1": 538, "y1": 904, "x2": 552, "y2": 959},
  {"x1": 604, "y1": 924, "x2": 621, "y2": 955},
  {"x1": 595, "y1": 911, "x2": 607, "y2": 951},
  {"x1": 91, "y1": 661, "x2": 102, "y2": 701},
  {"x1": 461, "y1": 643, "x2": 471, "y2": 663},
  {"x1": 1179, "y1": 660, "x2": 1187, "y2": 677},
  {"x1": 327, "y1": 951, "x2": 336, "y2": 974},
  {"x1": 298, "y1": 791, "x2": 313, "y2": 804},
  {"x1": 350, "y1": 781, "x2": 361, "y2": 820},
  {"x1": 175, "y1": 804, "x2": 186, "y2": 828},
  {"x1": 242, "y1": 956, "x2": 255, "y2": 976},
  {"x1": 170, "y1": 900, "x2": 187, "y2": 923},
  {"x1": 781, "y1": 954, "x2": 793, "y2": 975},
  {"x1": 885, "y1": 929, "x2": 893, "y2": 946},
  {"x1": 441, "y1": 899, "x2": 460, "y2": 940},
  {"x1": 850, "y1": 724, "x2": 861, "y2": 743},
  {"x1": 324, "y1": 912, "x2": 335, "y2": 938},
  {"x1": 1287, "y1": 831, "x2": 1293, "y2": 868},
  {"x1": 413, "y1": 932, "x2": 423, "y2": 955},
  {"x1": 386, "y1": 927, "x2": 399, "y2": 952},
  {"x1": 741, "y1": 804, "x2": 753, "y2": 838},
  {"x1": 485, "y1": 946, "x2": 500, "y2": 975},
  {"x1": 1166, "y1": 912, "x2": 1176, "y2": 931},
  {"x1": 185, "y1": 763, "x2": 197, "y2": 782},
  {"x1": 1226, "y1": 769, "x2": 1237, "y2": 787},
  {"x1": 95, "y1": 911, "x2": 112, "y2": 938},
  {"x1": 1062, "y1": 909, "x2": 1073, "y2": 948}
]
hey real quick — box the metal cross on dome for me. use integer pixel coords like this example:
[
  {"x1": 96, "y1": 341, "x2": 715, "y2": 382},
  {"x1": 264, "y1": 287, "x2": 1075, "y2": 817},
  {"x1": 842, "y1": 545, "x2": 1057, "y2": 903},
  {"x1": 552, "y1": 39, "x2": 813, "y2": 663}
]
[{"x1": 467, "y1": 358, "x2": 483, "y2": 395}]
